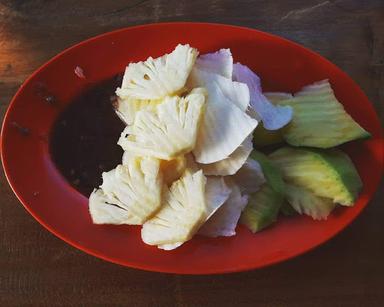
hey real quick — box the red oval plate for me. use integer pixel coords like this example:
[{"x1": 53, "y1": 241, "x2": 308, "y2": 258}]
[{"x1": 1, "y1": 23, "x2": 383, "y2": 274}]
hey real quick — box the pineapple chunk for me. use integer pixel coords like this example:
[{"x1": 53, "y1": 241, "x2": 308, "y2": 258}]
[
  {"x1": 114, "y1": 96, "x2": 161, "y2": 126},
  {"x1": 116, "y1": 44, "x2": 198, "y2": 100},
  {"x1": 142, "y1": 171, "x2": 231, "y2": 249},
  {"x1": 89, "y1": 189, "x2": 143, "y2": 225},
  {"x1": 123, "y1": 151, "x2": 187, "y2": 185},
  {"x1": 100, "y1": 157, "x2": 163, "y2": 224},
  {"x1": 121, "y1": 150, "x2": 136, "y2": 166},
  {"x1": 158, "y1": 176, "x2": 231, "y2": 250},
  {"x1": 141, "y1": 170, "x2": 207, "y2": 247},
  {"x1": 118, "y1": 91, "x2": 205, "y2": 160},
  {"x1": 185, "y1": 153, "x2": 199, "y2": 172},
  {"x1": 160, "y1": 155, "x2": 187, "y2": 185}
]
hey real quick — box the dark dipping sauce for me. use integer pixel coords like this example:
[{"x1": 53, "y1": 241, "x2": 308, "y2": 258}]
[{"x1": 50, "y1": 77, "x2": 125, "y2": 196}]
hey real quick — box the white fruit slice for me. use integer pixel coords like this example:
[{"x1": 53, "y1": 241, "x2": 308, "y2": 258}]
[
  {"x1": 233, "y1": 63, "x2": 293, "y2": 130},
  {"x1": 195, "y1": 48, "x2": 233, "y2": 79},
  {"x1": 233, "y1": 157, "x2": 266, "y2": 194},
  {"x1": 118, "y1": 91, "x2": 205, "y2": 160},
  {"x1": 199, "y1": 134, "x2": 253, "y2": 176},
  {"x1": 233, "y1": 63, "x2": 262, "y2": 91},
  {"x1": 116, "y1": 44, "x2": 198, "y2": 99},
  {"x1": 204, "y1": 176, "x2": 232, "y2": 219},
  {"x1": 189, "y1": 70, "x2": 257, "y2": 164},
  {"x1": 100, "y1": 157, "x2": 162, "y2": 224},
  {"x1": 189, "y1": 68, "x2": 250, "y2": 112},
  {"x1": 89, "y1": 189, "x2": 142, "y2": 225},
  {"x1": 199, "y1": 180, "x2": 248, "y2": 237}
]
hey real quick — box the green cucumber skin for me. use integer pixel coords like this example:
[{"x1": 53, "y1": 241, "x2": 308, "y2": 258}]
[
  {"x1": 250, "y1": 150, "x2": 285, "y2": 195},
  {"x1": 306, "y1": 148, "x2": 362, "y2": 204},
  {"x1": 241, "y1": 184, "x2": 284, "y2": 233},
  {"x1": 284, "y1": 128, "x2": 371, "y2": 148},
  {"x1": 277, "y1": 92, "x2": 371, "y2": 148},
  {"x1": 280, "y1": 202, "x2": 297, "y2": 216},
  {"x1": 284, "y1": 183, "x2": 336, "y2": 220},
  {"x1": 269, "y1": 147, "x2": 362, "y2": 206},
  {"x1": 241, "y1": 151, "x2": 285, "y2": 233}
]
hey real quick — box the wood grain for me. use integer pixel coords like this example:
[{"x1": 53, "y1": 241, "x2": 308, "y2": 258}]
[{"x1": 0, "y1": 0, "x2": 383, "y2": 306}]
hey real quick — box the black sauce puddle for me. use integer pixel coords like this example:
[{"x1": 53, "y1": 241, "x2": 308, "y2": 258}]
[{"x1": 49, "y1": 77, "x2": 125, "y2": 196}]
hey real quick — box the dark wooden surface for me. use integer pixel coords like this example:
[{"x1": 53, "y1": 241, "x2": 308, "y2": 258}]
[{"x1": 1, "y1": 1, "x2": 383, "y2": 306}]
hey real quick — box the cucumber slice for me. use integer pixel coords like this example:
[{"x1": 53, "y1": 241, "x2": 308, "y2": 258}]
[
  {"x1": 240, "y1": 184, "x2": 283, "y2": 232},
  {"x1": 280, "y1": 202, "x2": 297, "y2": 217},
  {"x1": 285, "y1": 184, "x2": 336, "y2": 220},
  {"x1": 240, "y1": 151, "x2": 285, "y2": 232},
  {"x1": 250, "y1": 151, "x2": 285, "y2": 195},
  {"x1": 277, "y1": 80, "x2": 370, "y2": 148},
  {"x1": 269, "y1": 147, "x2": 362, "y2": 206}
]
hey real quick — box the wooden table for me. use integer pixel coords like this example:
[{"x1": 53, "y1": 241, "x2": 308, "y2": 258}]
[{"x1": 1, "y1": 1, "x2": 383, "y2": 306}]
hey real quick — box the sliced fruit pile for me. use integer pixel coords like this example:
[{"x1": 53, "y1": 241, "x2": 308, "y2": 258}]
[{"x1": 89, "y1": 44, "x2": 370, "y2": 249}]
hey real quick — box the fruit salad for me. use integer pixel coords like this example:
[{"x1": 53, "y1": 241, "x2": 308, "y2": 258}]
[{"x1": 88, "y1": 44, "x2": 370, "y2": 250}]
